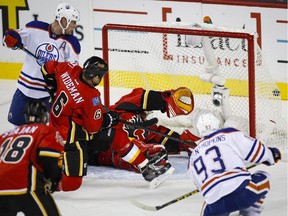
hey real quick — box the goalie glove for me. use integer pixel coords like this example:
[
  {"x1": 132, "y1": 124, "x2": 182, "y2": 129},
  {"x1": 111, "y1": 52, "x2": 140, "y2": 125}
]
[{"x1": 162, "y1": 87, "x2": 194, "y2": 118}]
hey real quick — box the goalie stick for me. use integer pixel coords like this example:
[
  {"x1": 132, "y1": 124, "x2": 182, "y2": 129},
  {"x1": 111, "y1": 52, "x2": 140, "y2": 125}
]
[
  {"x1": 129, "y1": 120, "x2": 276, "y2": 211},
  {"x1": 103, "y1": 106, "x2": 197, "y2": 148},
  {"x1": 118, "y1": 118, "x2": 197, "y2": 148}
]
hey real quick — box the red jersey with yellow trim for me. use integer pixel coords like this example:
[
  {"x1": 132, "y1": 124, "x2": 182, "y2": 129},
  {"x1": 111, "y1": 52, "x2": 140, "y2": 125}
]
[
  {"x1": 0, "y1": 123, "x2": 63, "y2": 194},
  {"x1": 42, "y1": 60, "x2": 105, "y2": 140},
  {"x1": 109, "y1": 87, "x2": 170, "y2": 143}
]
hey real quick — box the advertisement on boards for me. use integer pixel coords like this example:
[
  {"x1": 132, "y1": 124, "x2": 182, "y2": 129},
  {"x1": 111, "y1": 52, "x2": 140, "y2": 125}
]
[{"x1": 0, "y1": 0, "x2": 287, "y2": 98}]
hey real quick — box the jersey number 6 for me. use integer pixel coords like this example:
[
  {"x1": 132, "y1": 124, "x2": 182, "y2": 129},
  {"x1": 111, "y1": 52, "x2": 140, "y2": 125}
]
[{"x1": 53, "y1": 91, "x2": 68, "y2": 117}]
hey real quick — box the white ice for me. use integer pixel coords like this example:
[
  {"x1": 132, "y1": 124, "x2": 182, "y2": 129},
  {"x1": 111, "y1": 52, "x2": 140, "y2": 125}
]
[{"x1": 0, "y1": 79, "x2": 287, "y2": 216}]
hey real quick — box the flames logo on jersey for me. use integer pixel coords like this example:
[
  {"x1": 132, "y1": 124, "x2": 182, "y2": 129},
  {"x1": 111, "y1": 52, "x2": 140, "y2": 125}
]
[
  {"x1": 35, "y1": 43, "x2": 59, "y2": 66},
  {"x1": 123, "y1": 115, "x2": 149, "y2": 140}
]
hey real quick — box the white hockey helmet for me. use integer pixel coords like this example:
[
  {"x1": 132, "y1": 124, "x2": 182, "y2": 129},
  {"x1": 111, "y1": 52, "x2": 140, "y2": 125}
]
[
  {"x1": 194, "y1": 110, "x2": 223, "y2": 137},
  {"x1": 55, "y1": 2, "x2": 80, "y2": 33}
]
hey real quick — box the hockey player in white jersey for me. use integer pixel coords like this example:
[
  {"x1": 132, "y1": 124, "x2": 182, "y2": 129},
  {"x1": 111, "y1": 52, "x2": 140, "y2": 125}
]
[
  {"x1": 3, "y1": 2, "x2": 80, "y2": 126},
  {"x1": 188, "y1": 111, "x2": 281, "y2": 216}
]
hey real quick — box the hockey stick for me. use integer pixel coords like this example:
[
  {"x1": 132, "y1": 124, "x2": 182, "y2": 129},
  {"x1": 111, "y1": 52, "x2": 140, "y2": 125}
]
[
  {"x1": 129, "y1": 120, "x2": 276, "y2": 211},
  {"x1": 118, "y1": 118, "x2": 197, "y2": 148},
  {"x1": 16, "y1": 43, "x2": 39, "y2": 60},
  {"x1": 103, "y1": 105, "x2": 197, "y2": 148},
  {"x1": 130, "y1": 164, "x2": 258, "y2": 212}
]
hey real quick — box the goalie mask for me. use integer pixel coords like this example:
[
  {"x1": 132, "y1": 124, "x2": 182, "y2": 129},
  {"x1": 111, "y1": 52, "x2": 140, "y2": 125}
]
[
  {"x1": 24, "y1": 101, "x2": 49, "y2": 124},
  {"x1": 194, "y1": 111, "x2": 223, "y2": 137},
  {"x1": 82, "y1": 56, "x2": 109, "y2": 81},
  {"x1": 55, "y1": 2, "x2": 80, "y2": 34}
]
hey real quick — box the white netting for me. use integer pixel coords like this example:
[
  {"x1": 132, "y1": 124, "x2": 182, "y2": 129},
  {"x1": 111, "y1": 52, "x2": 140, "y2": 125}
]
[{"x1": 103, "y1": 22, "x2": 287, "y2": 150}]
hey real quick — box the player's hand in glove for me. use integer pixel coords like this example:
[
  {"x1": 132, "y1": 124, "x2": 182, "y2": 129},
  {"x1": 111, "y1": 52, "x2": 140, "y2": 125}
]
[
  {"x1": 269, "y1": 147, "x2": 281, "y2": 163},
  {"x1": 44, "y1": 178, "x2": 59, "y2": 194},
  {"x1": 263, "y1": 147, "x2": 281, "y2": 166},
  {"x1": 102, "y1": 111, "x2": 119, "y2": 128},
  {"x1": 3, "y1": 29, "x2": 23, "y2": 49}
]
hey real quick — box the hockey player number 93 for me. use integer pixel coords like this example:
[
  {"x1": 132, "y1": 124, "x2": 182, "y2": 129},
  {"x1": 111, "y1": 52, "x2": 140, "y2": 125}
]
[{"x1": 193, "y1": 146, "x2": 226, "y2": 183}]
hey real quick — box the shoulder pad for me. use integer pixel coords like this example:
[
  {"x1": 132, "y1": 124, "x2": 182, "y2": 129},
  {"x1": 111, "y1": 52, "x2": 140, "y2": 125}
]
[
  {"x1": 62, "y1": 35, "x2": 81, "y2": 54},
  {"x1": 204, "y1": 127, "x2": 239, "y2": 139},
  {"x1": 26, "y1": 21, "x2": 49, "y2": 31},
  {"x1": 220, "y1": 127, "x2": 239, "y2": 133}
]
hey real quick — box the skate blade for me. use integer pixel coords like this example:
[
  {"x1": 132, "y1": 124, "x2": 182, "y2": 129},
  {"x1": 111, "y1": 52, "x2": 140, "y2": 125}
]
[{"x1": 149, "y1": 166, "x2": 175, "y2": 190}]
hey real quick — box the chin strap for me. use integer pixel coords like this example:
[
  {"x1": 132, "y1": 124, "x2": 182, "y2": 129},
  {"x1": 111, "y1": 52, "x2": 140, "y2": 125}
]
[{"x1": 58, "y1": 18, "x2": 71, "y2": 35}]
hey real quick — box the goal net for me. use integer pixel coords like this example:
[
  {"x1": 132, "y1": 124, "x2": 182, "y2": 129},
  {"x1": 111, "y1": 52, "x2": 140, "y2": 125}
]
[{"x1": 102, "y1": 22, "x2": 287, "y2": 150}]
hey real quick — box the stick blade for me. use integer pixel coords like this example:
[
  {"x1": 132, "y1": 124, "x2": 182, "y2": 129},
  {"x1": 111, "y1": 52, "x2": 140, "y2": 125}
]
[{"x1": 129, "y1": 199, "x2": 158, "y2": 211}]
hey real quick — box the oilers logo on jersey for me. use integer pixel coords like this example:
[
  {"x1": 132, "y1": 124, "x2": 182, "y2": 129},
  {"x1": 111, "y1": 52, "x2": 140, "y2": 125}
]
[{"x1": 36, "y1": 42, "x2": 59, "y2": 66}]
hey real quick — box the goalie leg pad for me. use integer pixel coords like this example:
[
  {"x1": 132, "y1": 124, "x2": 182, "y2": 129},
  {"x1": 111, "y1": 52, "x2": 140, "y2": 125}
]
[
  {"x1": 118, "y1": 139, "x2": 148, "y2": 168},
  {"x1": 63, "y1": 141, "x2": 88, "y2": 177},
  {"x1": 162, "y1": 87, "x2": 194, "y2": 117}
]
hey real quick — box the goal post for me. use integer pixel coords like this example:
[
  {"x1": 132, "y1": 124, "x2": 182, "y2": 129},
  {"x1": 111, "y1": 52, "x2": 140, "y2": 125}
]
[{"x1": 101, "y1": 23, "x2": 286, "y2": 149}]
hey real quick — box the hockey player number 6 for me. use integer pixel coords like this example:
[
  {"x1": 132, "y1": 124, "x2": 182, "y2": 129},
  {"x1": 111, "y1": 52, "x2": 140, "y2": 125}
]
[
  {"x1": 52, "y1": 91, "x2": 68, "y2": 117},
  {"x1": 193, "y1": 146, "x2": 226, "y2": 183}
]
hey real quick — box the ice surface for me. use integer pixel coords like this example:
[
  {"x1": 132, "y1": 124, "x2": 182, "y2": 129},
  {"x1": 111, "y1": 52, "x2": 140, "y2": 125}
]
[{"x1": 0, "y1": 79, "x2": 287, "y2": 216}]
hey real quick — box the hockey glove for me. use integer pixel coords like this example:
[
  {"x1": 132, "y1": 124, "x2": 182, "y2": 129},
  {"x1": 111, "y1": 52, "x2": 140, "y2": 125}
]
[
  {"x1": 269, "y1": 147, "x2": 281, "y2": 163},
  {"x1": 102, "y1": 111, "x2": 119, "y2": 129},
  {"x1": 263, "y1": 147, "x2": 281, "y2": 165},
  {"x1": 44, "y1": 177, "x2": 59, "y2": 194},
  {"x1": 3, "y1": 29, "x2": 22, "y2": 48}
]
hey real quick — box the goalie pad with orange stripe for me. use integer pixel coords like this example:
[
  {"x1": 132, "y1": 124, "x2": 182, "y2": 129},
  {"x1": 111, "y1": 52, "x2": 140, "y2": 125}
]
[{"x1": 162, "y1": 87, "x2": 194, "y2": 118}]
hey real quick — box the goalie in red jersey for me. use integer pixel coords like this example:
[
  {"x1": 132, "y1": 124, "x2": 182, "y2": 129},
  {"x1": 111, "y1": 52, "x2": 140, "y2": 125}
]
[
  {"x1": 88, "y1": 87, "x2": 199, "y2": 178},
  {"x1": 0, "y1": 101, "x2": 64, "y2": 216}
]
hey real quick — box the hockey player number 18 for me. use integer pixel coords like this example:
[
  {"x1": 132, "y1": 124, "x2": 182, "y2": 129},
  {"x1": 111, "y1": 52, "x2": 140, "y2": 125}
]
[{"x1": 0, "y1": 136, "x2": 32, "y2": 163}]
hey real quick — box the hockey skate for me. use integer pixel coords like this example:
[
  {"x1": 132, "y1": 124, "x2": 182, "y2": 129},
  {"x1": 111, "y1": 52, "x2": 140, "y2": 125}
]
[
  {"x1": 239, "y1": 205, "x2": 263, "y2": 216},
  {"x1": 141, "y1": 150, "x2": 175, "y2": 189}
]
